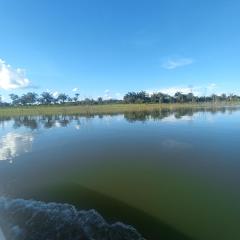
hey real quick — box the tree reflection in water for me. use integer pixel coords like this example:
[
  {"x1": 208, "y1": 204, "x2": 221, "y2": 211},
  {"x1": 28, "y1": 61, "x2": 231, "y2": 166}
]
[{"x1": 0, "y1": 106, "x2": 238, "y2": 130}]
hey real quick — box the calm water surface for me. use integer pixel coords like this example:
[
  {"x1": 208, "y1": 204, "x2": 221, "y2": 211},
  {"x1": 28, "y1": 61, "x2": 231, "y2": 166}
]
[{"x1": 0, "y1": 107, "x2": 240, "y2": 240}]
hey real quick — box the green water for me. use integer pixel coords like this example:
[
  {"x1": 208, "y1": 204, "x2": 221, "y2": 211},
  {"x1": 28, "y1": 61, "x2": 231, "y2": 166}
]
[{"x1": 0, "y1": 107, "x2": 240, "y2": 239}]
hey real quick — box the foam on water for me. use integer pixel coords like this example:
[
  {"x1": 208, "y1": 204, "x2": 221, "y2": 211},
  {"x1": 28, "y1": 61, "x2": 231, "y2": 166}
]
[{"x1": 0, "y1": 197, "x2": 144, "y2": 240}]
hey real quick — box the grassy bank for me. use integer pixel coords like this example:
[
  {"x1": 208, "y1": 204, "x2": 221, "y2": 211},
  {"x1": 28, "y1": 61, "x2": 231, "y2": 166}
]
[{"x1": 0, "y1": 102, "x2": 239, "y2": 116}]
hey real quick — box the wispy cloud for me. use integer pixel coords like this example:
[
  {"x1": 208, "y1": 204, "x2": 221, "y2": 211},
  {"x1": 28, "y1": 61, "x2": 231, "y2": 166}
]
[
  {"x1": 147, "y1": 87, "x2": 197, "y2": 96},
  {"x1": 72, "y1": 87, "x2": 79, "y2": 92},
  {"x1": 0, "y1": 59, "x2": 30, "y2": 90},
  {"x1": 147, "y1": 83, "x2": 218, "y2": 96},
  {"x1": 103, "y1": 90, "x2": 123, "y2": 100},
  {"x1": 208, "y1": 83, "x2": 217, "y2": 90},
  {"x1": 161, "y1": 58, "x2": 194, "y2": 70},
  {"x1": 159, "y1": 87, "x2": 197, "y2": 95}
]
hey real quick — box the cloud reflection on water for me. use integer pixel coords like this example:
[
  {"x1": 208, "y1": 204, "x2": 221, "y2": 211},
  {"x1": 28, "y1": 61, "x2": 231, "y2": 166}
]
[
  {"x1": 0, "y1": 106, "x2": 238, "y2": 162},
  {"x1": 0, "y1": 227, "x2": 6, "y2": 240},
  {"x1": 0, "y1": 132, "x2": 34, "y2": 162}
]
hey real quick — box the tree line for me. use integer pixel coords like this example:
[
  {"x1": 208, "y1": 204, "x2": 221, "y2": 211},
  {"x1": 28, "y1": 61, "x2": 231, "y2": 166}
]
[
  {"x1": 0, "y1": 91, "x2": 240, "y2": 107},
  {"x1": 123, "y1": 91, "x2": 240, "y2": 103}
]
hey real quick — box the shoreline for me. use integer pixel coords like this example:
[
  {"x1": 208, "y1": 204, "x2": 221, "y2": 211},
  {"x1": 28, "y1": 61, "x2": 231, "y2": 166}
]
[{"x1": 0, "y1": 102, "x2": 239, "y2": 116}]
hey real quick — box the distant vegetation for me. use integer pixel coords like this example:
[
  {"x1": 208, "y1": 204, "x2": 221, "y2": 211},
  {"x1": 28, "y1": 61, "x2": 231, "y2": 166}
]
[{"x1": 0, "y1": 91, "x2": 240, "y2": 107}]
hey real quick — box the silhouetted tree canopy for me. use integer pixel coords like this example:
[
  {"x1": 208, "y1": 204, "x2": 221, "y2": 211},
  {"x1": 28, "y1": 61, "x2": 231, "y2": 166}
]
[{"x1": 0, "y1": 90, "x2": 239, "y2": 107}]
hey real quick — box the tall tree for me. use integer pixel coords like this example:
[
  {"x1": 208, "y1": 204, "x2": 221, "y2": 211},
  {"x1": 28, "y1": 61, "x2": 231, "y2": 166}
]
[
  {"x1": 186, "y1": 93, "x2": 194, "y2": 102},
  {"x1": 9, "y1": 94, "x2": 20, "y2": 105},
  {"x1": 73, "y1": 93, "x2": 80, "y2": 102},
  {"x1": 20, "y1": 92, "x2": 38, "y2": 105},
  {"x1": 39, "y1": 92, "x2": 54, "y2": 104},
  {"x1": 57, "y1": 93, "x2": 68, "y2": 104},
  {"x1": 97, "y1": 97, "x2": 103, "y2": 104},
  {"x1": 175, "y1": 92, "x2": 186, "y2": 103}
]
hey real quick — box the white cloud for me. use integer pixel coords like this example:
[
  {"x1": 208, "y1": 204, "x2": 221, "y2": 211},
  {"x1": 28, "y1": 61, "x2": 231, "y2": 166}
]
[
  {"x1": 0, "y1": 59, "x2": 30, "y2": 90},
  {"x1": 147, "y1": 83, "x2": 218, "y2": 97},
  {"x1": 197, "y1": 83, "x2": 218, "y2": 96},
  {"x1": 102, "y1": 90, "x2": 123, "y2": 100},
  {"x1": 147, "y1": 87, "x2": 198, "y2": 96},
  {"x1": 72, "y1": 87, "x2": 79, "y2": 92},
  {"x1": 160, "y1": 87, "x2": 195, "y2": 95},
  {"x1": 208, "y1": 83, "x2": 217, "y2": 90},
  {"x1": 104, "y1": 94, "x2": 111, "y2": 100},
  {"x1": 115, "y1": 92, "x2": 122, "y2": 100},
  {"x1": 103, "y1": 89, "x2": 111, "y2": 99},
  {"x1": 52, "y1": 91, "x2": 59, "y2": 97},
  {"x1": 162, "y1": 58, "x2": 193, "y2": 70}
]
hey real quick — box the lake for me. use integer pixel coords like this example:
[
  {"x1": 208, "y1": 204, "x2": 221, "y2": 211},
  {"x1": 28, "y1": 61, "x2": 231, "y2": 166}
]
[{"x1": 0, "y1": 107, "x2": 240, "y2": 240}]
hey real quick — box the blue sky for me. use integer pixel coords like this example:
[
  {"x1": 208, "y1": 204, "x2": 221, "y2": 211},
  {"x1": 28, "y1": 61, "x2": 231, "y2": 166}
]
[{"x1": 0, "y1": 0, "x2": 240, "y2": 100}]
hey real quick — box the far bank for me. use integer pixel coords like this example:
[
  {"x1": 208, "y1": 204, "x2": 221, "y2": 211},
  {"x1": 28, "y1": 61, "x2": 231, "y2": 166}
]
[{"x1": 0, "y1": 102, "x2": 240, "y2": 117}]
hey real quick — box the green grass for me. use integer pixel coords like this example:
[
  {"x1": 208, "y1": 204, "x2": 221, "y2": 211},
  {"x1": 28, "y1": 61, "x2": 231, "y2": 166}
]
[{"x1": 0, "y1": 102, "x2": 239, "y2": 116}]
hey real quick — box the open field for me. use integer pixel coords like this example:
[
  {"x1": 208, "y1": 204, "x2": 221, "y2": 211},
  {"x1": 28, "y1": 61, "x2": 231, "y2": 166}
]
[{"x1": 0, "y1": 102, "x2": 239, "y2": 116}]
